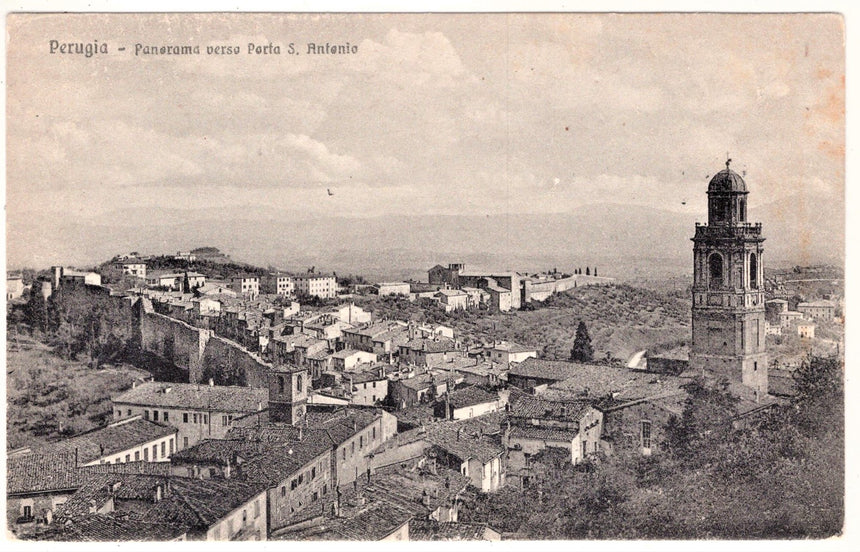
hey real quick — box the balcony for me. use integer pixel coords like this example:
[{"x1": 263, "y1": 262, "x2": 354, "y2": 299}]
[{"x1": 694, "y1": 222, "x2": 763, "y2": 239}]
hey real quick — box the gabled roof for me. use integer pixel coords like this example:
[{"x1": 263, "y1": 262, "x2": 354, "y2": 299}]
[
  {"x1": 35, "y1": 417, "x2": 176, "y2": 464},
  {"x1": 508, "y1": 425, "x2": 579, "y2": 442},
  {"x1": 112, "y1": 382, "x2": 268, "y2": 413},
  {"x1": 445, "y1": 386, "x2": 499, "y2": 409},
  {"x1": 402, "y1": 336, "x2": 458, "y2": 353},
  {"x1": 7, "y1": 451, "x2": 81, "y2": 495},
  {"x1": 169, "y1": 439, "x2": 271, "y2": 466},
  {"x1": 508, "y1": 395, "x2": 592, "y2": 422}
]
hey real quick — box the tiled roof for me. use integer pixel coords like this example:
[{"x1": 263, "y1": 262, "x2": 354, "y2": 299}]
[
  {"x1": 332, "y1": 348, "x2": 368, "y2": 359},
  {"x1": 545, "y1": 369, "x2": 689, "y2": 402},
  {"x1": 437, "y1": 289, "x2": 467, "y2": 297},
  {"x1": 345, "y1": 322, "x2": 399, "y2": 338},
  {"x1": 508, "y1": 357, "x2": 593, "y2": 382},
  {"x1": 38, "y1": 418, "x2": 176, "y2": 464},
  {"x1": 446, "y1": 386, "x2": 499, "y2": 409},
  {"x1": 491, "y1": 341, "x2": 535, "y2": 353},
  {"x1": 798, "y1": 300, "x2": 835, "y2": 308},
  {"x1": 170, "y1": 439, "x2": 270, "y2": 466},
  {"x1": 7, "y1": 451, "x2": 81, "y2": 495},
  {"x1": 428, "y1": 430, "x2": 504, "y2": 464},
  {"x1": 409, "y1": 519, "x2": 499, "y2": 541},
  {"x1": 402, "y1": 337, "x2": 458, "y2": 353},
  {"x1": 239, "y1": 440, "x2": 331, "y2": 489},
  {"x1": 145, "y1": 477, "x2": 265, "y2": 527},
  {"x1": 508, "y1": 425, "x2": 578, "y2": 442},
  {"x1": 49, "y1": 514, "x2": 189, "y2": 541},
  {"x1": 112, "y1": 382, "x2": 268, "y2": 413},
  {"x1": 79, "y1": 461, "x2": 172, "y2": 477},
  {"x1": 508, "y1": 395, "x2": 592, "y2": 422}
]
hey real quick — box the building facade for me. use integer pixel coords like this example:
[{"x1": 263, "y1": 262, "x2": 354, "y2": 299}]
[{"x1": 690, "y1": 161, "x2": 768, "y2": 395}]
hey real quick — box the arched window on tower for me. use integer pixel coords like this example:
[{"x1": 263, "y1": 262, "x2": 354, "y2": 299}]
[
  {"x1": 749, "y1": 253, "x2": 758, "y2": 289},
  {"x1": 709, "y1": 253, "x2": 724, "y2": 289},
  {"x1": 278, "y1": 376, "x2": 285, "y2": 394},
  {"x1": 296, "y1": 374, "x2": 303, "y2": 393}
]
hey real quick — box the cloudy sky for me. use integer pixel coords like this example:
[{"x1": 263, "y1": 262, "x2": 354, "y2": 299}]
[{"x1": 6, "y1": 13, "x2": 844, "y2": 267}]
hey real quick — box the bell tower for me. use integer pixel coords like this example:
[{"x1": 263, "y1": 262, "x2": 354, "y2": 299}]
[
  {"x1": 268, "y1": 365, "x2": 308, "y2": 425},
  {"x1": 691, "y1": 158, "x2": 768, "y2": 395}
]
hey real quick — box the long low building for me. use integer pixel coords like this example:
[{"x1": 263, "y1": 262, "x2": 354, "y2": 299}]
[
  {"x1": 33, "y1": 416, "x2": 177, "y2": 466},
  {"x1": 112, "y1": 382, "x2": 268, "y2": 451}
]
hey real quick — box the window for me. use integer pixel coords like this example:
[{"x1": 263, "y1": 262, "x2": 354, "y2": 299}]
[
  {"x1": 313, "y1": 491, "x2": 319, "y2": 502},
  {"x1": 153, "y1": 410, "x2": 159, "y2": 422},
  {"x1": 312, "y1": 467, "x2": 316, "y2": 479},
  {"x1": 351, "y1": 442, "x2": 355, "y2": 454},
  {"x1": 360, "y1": 435, "x2": 364, "y2": 449},
  {"x1": 342, "y1": 449, "x2": 346, "y2": 461},
  {"x1": 749, "y1": 253, "x2": 758, "y2": 289},
  {"x1": 144, "y1": 448, "x2": 149, "y2": 461},
  {"x1": 116, "y1": 409, "x2": 121, "y2": 418},
  {"x1": 153, "y1": 445, "x2": 158, "y2": 460},
  {"x1": 203, "y1": 414, "x2": 208, "y2": 424},
  {"x1": 183, "y1": 437, "x2": 189, "y2": 449},
  {"x1": 372, "y1": 427, "x2": 376, "y2": 439},
  {"x1": 144, "y1": 410, "x2": 150, "y2": 420},
  {"x1": 641, "y1": 421, "x2": 652, "y2": 450},
  {"x1": 254, "y1": 500, "x2": 260, "y2": 518},
  {"x1": 296, "y1": 374, "x2": 303, "y2": 392},
  {"x1": 281, "y1": 486, "x2": 286, "y2": 496},
  {"x1": 242, "y1": 510, "x2": 247, "y2": 526},
  {"x1": 163, "y1": 411, "x2": 169, "y2": 422},
  {"x1": 169, "y1": 438, "x2": 174, "y2": 454},
  {"x1": 183, "y1": 413, "x2": 189, "y2": 423},
  {"x1": 127, "y1": 409, "x2": 131, "y2": 416},
  {"x1": 125, "y1": 454, "x2": 131, "y2": 462},
  {"x1": 135, "y1": 451, "x2": 140, "y2": 461},
  {"x1": 291, "y1": 479, "x2": 298, "y2": 490},
  {"x1": 161, "y1": 442, "x2": 166, "y2": 457},
  {"x1": 222, "y1": 415, "x2": 229, "y2": 426},
  {"x1": 193, "y1": 413, "x2": 198, "y2": 424},
  {"x1": 582, "y1": 441, "x2": 587, "y2": 458},
  {"x1": 708, "y1": 253, "x2": 724, "y2": 289},
  {"x1": 278, "y1": 376, "x2": 285, "y2": 394},
  {"x1": 23, "y1": 505, "x2": 32, "y2": 519}
]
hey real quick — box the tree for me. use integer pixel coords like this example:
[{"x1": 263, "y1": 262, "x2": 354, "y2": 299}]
[
  {"x1": 570, "y1": 320, "x2": 594, "y2": 362},
  {"x1": 25, "y1": 286, "x2": 48, "y2": 335}
]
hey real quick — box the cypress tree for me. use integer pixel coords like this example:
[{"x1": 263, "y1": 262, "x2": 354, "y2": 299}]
[{"x1": 571, "y1": 320, "x2": 594, "y2": 363}]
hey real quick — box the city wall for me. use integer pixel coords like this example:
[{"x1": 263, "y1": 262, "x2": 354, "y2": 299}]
[{"x1": 138, "y1": 297, "x2": 272, "y2": 388}]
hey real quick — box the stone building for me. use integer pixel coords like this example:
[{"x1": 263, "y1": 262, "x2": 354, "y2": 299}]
[{"x1": 690, "y1": 160, "x2": 768, "y2": 395}]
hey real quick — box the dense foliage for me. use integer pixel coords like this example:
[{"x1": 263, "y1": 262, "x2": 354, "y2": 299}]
[{"x1": 460, "y1": 356, "x2": 844, "y2": 539}]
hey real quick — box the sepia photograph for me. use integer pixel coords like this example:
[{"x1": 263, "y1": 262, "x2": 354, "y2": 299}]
[{"x1": 3, "y1": 8, "x2": 847, "y2": 544}]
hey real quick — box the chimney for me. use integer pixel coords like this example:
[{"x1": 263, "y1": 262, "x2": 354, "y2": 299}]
[{"x1": 132, "y1": 380, "x2": 137, "y2": 389}]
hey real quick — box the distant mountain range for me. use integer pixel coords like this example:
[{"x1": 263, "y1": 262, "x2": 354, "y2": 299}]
[{"x1": 7, "y1": 193, "x2": 843, "y2": 281}]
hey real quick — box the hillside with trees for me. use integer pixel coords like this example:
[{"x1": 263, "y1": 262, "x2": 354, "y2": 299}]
[{"x1": 354, "y1": 284, "x2": 691, "y2": 362}]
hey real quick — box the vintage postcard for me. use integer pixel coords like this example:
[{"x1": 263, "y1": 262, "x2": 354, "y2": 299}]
[{"x1": 4, "y1": 11, "x2": 846, "y2": 544}]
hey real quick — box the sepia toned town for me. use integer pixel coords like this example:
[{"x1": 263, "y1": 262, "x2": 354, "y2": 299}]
[{"x1": 5, "y1": 12, "x2": 845, "y2": 543}]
